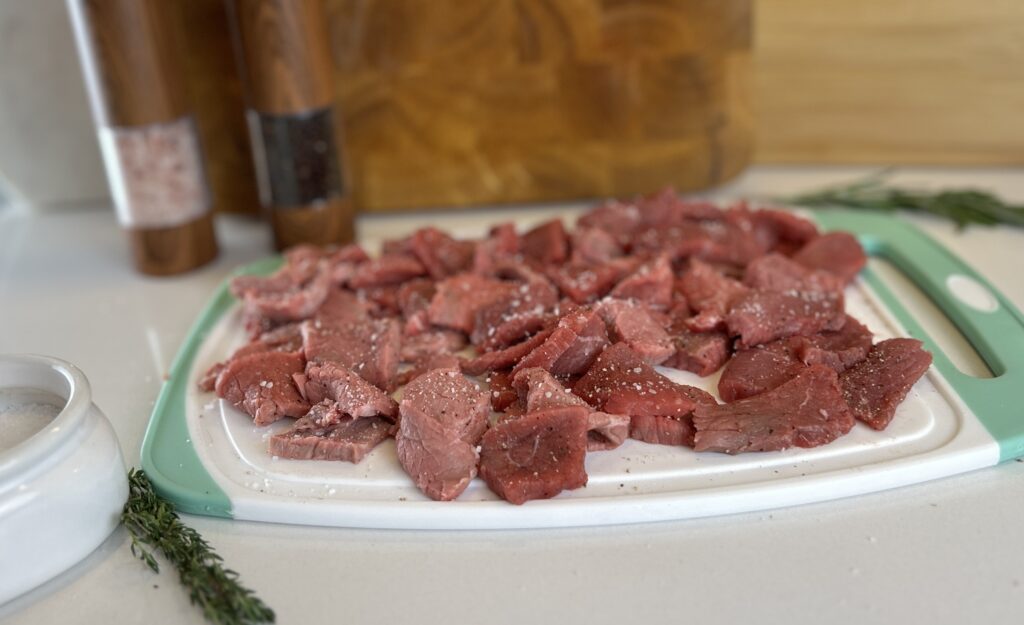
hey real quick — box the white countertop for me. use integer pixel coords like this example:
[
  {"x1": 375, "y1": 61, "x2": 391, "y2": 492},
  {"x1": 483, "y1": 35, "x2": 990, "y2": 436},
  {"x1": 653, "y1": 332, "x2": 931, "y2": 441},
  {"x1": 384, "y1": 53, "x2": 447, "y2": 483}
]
[{"x1": 2, "y1": 165, "x2": 1023, "y2": 624}]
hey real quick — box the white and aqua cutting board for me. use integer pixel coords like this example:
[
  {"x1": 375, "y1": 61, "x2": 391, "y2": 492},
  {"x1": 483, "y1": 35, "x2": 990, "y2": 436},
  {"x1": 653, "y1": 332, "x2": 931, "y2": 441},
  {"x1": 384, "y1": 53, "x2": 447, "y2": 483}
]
[{"x1": 141, "y1": 209, "x2": 1024, "y2": 529}]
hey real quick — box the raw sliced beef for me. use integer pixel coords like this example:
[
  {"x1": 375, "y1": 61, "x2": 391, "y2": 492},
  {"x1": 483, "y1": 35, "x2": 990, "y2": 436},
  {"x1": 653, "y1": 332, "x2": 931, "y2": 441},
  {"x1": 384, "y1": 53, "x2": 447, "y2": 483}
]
[
  {"x1": 394, "y1": 353, "x2": 465, "y2": 387},
  {"x1": 725, "y1": 289, "x2": 845, "y2": 348},
  {"x1": 300, "y1": 362, "x2": 398, "y2": 422},
  {"x1": 230, "y1": 261, "x2": 331, "y2": 323},
  {"x1": 743, "y1": 253, "x2": 844, "y2": 296},
  {"x1": 409, "y1": 227, "x2": 475, "y2": 279},
  {"x1": 348, "y1": 254, "x2": 427, "y2": 289},
  {"x1": 302, "y1": 317, "x2": 401, "y2": 391},
  {"x1": 215, "y1": 351, "x2": 309, "y2": 426},
  {"x1": 840, "y1": 338, "x2": 932, "y2": 430},
  {"x1": 792, "y1": 232, "x2": 867, "y2": 285},
  {"x1": 428, "y1": 274, "x2": 518, "y2": 334},
  {"x1": 573, "y1": 343, "x2": 699, "y2": 419},
  {"x1": 693, "y1": 365, "x2": 856, "y2": 454},
  {"x1": 269, "y1": 413, "x2": 392, "y2": 463},
  {"x1": 521, "y1": 219, "x2": 569, "y2": 265},
  {"x1": 484, "y1": 370, "x2": 519, "y2": 412},
  {"x1": 400, "y1": 329, "x2": 466, "y2": 363},
  {"x1": 198, "y1": 323, "x2": 302, "y2": 392},
  {"x1": 609, "y1": 254, "x2": 674, "y2": 309},
  {"x1": 313, "y1": 288, "x2": 370, "y2": 325},
  {"x1": 595, "y1": 298, "x2": 675, "y2": 365},
  {"x1": 717, "y1": 340, "x2": 805, "y2": 402},
  {"x1": 637, "y1": 187, "x2": 726, "y2": 224},
  {"x1": 547, "y1": 262, "x2": 626, "y2": 304},
  {"x1": 472, "y1": 222, "x2": 520, "y2": 275},
  {"x1": 478, "y1": 406, "x2": 589, "y2": 505},
  {"x1": 512, "y1": 309, "x2": 609, "y2": 377},
  {"x1": 678, "y1": 259, "x2": 750, "y2": 331},
  {"x1": 749, "y1": 208, "x2": 819, "y2": 252},
  {"x1": 628, "y1": 384, "x2": 715, "y2": 447},
  {"x1": 512, "y1": 367, "x2": 630, "y2": 451},
  {"x1": 664, "y1": 328, "x2": 731, "y2": 377},
  {"x1": 461, "y1": 327, "x2": 555, "y2": 376},
  {"x1": 576, "y1": 200, "x2": 642, "y2": 242},
  {"x1": 396, "y1": 367, "x2": 491, "y2": 501},
  {"x1": 571, "y1": 227, "x2": 623, "y2": 264},
  {"x1": 792, "y1": 315, "x2": 873, "y2": 372},
  {"x1": 471, "y1": 272, "x2": 559, "y2": 351}
]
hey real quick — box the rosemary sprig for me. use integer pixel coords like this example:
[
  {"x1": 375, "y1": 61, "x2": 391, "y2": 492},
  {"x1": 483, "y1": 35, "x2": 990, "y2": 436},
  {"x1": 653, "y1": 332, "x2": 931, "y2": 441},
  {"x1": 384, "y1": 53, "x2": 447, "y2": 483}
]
[
  {"x1": 122, "y1": 469, "x2": 275, "y2": 625},
  {"x1": 784, "y1": 173, "x2": 1024, "y2": 229}
]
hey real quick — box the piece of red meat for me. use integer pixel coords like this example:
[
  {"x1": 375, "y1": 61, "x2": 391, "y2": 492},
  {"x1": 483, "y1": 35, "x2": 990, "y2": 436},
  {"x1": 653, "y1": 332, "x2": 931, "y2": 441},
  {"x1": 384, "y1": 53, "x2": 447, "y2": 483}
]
[
  {"x1": 512, "y1": 367, "x2": 630, "y2": 451},
  {"x1": 636, "y1": 187, "x2": 727, "y2": 225},
  {"x1": 301, "y1": 316, "x2": 401, "y2": 391},
  {"x1": 348, "y1": 254, "x2": 427, "y2": 289},
  {"x1": 215, "y1": 351, "x2": 309, "y2": 426},
  {"x1": 573, "y1": 343, "x2": 701, "y2": 419},
  {"x1": 300, "y1": 362, "x2": 398, "y2": 422},
  {"x1": 792, "y1": 232, "x2": 867, "y2": 285},
  {"x1": 395, "y1": 367, "x2": 491, "y2": 501},
  {"x1": 323, "y1": 243, "x2": 370, "y2": 285},
  {"x1": 230, "y1": 260, "x2": 332, "y2": 323},
  {"x1": 400, "y1": 329, "x2": 466, "y2": 363},
  {"x1": 521, "y1": 219, "x2": 569, "y2": 265},
  {"x1": 693, "y1": 365, "x2": 856, "y2": 454},
  {"x1": 576, "y1": 199, "x2": 642, "y2": 243},
  {"x1": 512, "y1": 309, "x2": 610, "y2": 377},
  {"x1": 268, "y1": 412, "x2": 393, "y2": 463},
  {"x1": 840, "y1": 338, "x2": 932, "y2": 430},
  {"x1": 472, "y1": 222, "x2": 520, "y2": 275},
  {"x1": 743, "y1": 253, "x2": 844, "y2": 296},
  {"x1": 664, "y1": 328, "x2": 731, "y2": 377},
  {"x1": 394, "y1": 353, "x2": 466, "y2": 387},
  {"x1": 427, "y1": 274, "x2": 518, "y2": 335},
  {"x1": 409, "y1": 227, "x2": 475, "y2": 279},
  {"x1": 313, "y1": 288, "x2": 370, "y2": 325},
  {"x1": 678, "y1": 259, "x2": 751, "y2": 331},
  {"x1": 570, "y1": 227, "x2": 623, "y2": 265},
  {"x1": 470, "y1": 268, "x2": 559, "y2": 350},
  {"x1": 198, "y1": 323, "x2": 303, "y2": 392},
  {"x1": 725, "y1": 289, "x2": 846, "y2": 348},
  {"x1": 717, "y1": 340, "x2": 806, "y2": 402},
  {"x1": 485, "y1": 370, "x2": 519, "y2": 412},
  {"x1": 749, "y1": 208, "x2": 819, "y2": 252},
  {"x1": 792, "y1": 315, "x2": 873, "y2": 372},
  {"x1": 356, "y1": 285, "x2": 402, "y2": 318},
  {"x1": 461, "y1": 327, "x2": 555, "y2": 376},
  {"x1": 547, "y1": 262, "x2": 627, "y2": 304},
  {"x1": 609, "y1": 254, "x2": 674, "y2": 309},
  {"x1": 595, "y1": 298, "x2": 675, "y2": 365},
  {"x1": 478, "y1": 406, "x2": 589, "y2": 505}
]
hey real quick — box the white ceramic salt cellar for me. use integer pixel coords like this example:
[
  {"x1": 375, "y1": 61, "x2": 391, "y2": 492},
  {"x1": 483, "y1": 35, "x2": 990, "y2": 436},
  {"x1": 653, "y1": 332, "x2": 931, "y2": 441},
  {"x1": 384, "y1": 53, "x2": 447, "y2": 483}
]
[{"x1": 0, "y1": 354, "x2": 127, "y2": 605}]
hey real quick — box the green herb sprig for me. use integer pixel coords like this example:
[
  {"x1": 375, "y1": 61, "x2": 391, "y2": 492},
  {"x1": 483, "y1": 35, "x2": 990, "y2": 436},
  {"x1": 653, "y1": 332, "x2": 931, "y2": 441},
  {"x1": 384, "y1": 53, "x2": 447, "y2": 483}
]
[
  {"x1": 784, "y1": 172, "x2": 1024, "y2": 229},
  {"x1": 122, "y1": 469, "x2": 275, "y2": 625}
]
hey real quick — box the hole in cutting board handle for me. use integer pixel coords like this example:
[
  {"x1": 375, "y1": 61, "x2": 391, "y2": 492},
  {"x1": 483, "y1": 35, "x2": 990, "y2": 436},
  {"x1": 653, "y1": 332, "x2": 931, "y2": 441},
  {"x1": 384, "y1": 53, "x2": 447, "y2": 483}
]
[{"x1": 869, "y1": 257, "x2": 993, "y2": 379}]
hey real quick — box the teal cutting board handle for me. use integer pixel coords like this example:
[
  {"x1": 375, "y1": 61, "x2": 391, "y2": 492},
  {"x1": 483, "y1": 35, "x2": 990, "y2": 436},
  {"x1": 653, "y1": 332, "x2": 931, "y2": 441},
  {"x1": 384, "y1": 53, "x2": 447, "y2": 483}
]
[{"x1": 814, "y1": 209, "x2": 1024, "y2": 462}]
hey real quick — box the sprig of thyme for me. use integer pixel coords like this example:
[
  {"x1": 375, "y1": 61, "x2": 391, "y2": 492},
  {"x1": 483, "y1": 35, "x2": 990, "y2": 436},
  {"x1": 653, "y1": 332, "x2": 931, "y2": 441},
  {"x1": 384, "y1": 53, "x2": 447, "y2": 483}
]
[
  {"x1": 784, "y1": 172, "x2": 1024, "y2": 229},
  {"x1": 122, "y1": 469, "x2": 275, "y2": 625}
]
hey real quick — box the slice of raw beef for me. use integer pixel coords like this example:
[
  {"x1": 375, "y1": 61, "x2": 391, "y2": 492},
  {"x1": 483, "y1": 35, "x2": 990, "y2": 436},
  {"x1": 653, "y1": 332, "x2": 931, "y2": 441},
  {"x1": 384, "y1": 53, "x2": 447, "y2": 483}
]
[
  {"x1": 269, "y1": 412, "x2": 393, "y2": 463},
  {"x1": 215, "y1": 351, "x2": 309, "y2": 426},
  {"x1": 512, "y1": 309, "x2": 610, "y2": 377},
  {"x1": 573, "y1": 343, "x2": 700, "y2": 419},
  {"x1": 396, "y1": 367, "x2": 491, "y2": 501},
  {"x1": 479, "y1": 406, "x2": 589, "y2": 504},
  {"x1": 428, "y1": 274, "x2": 518, "y2": 335},
  {"x1": 840, "y1": 338, "x2": 932, "y2": 430},
  {"x1": 679, "y1": 259, "x2": 751, "y2": 331},
  {"x1": 300, "y1": 362, "x2": 398, "y2": 422},
  {"x1": 664, "y1": 328, "x2": 731, "y2": 377},
  {"x1": 693, "y1": 365, "x2": 855, "y2": 454},
  {"x1": 725, "y1": 289, "x2": 846, "y2": 348},
  {"x1": 595, "y1": 298, "x2": 675, "y2": 365},
  {"x1": 301, "y1": 316, "x2": 401, "y2": 391},
  {"x1": 717, "y1": 340, "x2": 806, "y2": 402},
  {"x1": 609, "y1": 254, "x2": 674, "y2": 309},
  {"x1": 792, "y1": 232, "x2": 867, "y2": 285}
]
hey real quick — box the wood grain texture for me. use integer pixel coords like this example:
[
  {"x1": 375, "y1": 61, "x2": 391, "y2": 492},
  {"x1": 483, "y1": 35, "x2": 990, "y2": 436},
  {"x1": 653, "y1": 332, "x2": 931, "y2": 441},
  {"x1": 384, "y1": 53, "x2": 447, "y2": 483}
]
[
  {"x1": 270, "y1": 196, "x2": 356, "y2": 250},
  {"x1": 231, "y1": 0, "x2": 336, "y2": 113},
  {"x1": 755, "y1": 0, "x2": 1024, "y2": 164},
  {"x1": 127, "y1": 212, "x2": 218, "y2": 276},
  {"x1": 74, "y1": 0, "x2": 188, "y2": 126},
  {"x1": 326, "y1": 0, "x2": 753, "y2": 211},
  {"x1": 176, "y1": 0, "x2": 261, "y2": 214}
]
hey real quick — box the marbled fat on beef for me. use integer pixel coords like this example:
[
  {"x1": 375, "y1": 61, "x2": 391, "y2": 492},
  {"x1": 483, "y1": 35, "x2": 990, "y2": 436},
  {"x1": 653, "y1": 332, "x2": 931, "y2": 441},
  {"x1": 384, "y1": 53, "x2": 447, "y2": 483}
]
[
  {"x1": 841, "y1": 338, "x2": 932, "y2": 430},
  {"x1": 693, "y1": 365, "x2": 856, "y2": 454},
  {"x1": 269, "y1": 412, "x2": 393, "y2": 463},
  {"x1": 215, "y1": 351, "x2": 309, "y2": 426},
  {"x1": 396, "y1": 367, "x2": 491, "y2": 501},
  {"x1": 479, "y1": 406, "x2": 589, "y2": 504}
]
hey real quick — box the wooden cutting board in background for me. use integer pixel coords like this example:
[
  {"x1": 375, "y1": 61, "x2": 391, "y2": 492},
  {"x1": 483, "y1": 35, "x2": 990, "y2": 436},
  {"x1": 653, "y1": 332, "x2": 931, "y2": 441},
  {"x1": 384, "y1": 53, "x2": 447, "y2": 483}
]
[{"x1": 175, "y1": 0, "x2": 1024, "y2": 215}]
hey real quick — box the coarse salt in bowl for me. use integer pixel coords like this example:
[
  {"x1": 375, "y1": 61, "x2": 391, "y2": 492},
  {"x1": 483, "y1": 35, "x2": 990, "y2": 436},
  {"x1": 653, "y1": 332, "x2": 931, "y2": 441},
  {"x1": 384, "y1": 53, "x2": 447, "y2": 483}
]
[{"x1": 0, "y1": 354, "x2": 127, "y2": 605}]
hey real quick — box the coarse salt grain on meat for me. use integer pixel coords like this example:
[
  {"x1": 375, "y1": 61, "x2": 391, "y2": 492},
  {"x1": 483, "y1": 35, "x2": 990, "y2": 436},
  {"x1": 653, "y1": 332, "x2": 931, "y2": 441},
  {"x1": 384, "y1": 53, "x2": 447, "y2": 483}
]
[
  {"x1": 512, "y1": 308, "x2": 610, "y2": 377},
  {"x1": 300, "y1": 361, "x2": 398, "y2": 422},
  {"x1": 301, "y1": 316, "x2": 401, "y2": 391},
  {"x1": 594, "y1": 298, "x2": 675, "y2": 365},
  {"x1": 840, "y1": 338, "x2": 932, "y2": 430},
  {"x1": 428, "y1": 274, "x2": 518, "y2": 335},
  {"x1": 679, "y1": 259, "x2": 751, "y2": 331},
  {"x1": 725, "y1": 288, "x2": 846, "y2": 348}
]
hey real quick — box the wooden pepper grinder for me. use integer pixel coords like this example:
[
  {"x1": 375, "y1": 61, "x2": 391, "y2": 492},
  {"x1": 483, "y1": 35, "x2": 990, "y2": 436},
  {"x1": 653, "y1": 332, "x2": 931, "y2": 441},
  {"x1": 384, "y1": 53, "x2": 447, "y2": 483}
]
[
  {"x1": 68, "y1": 0, "x2": 218, "y2": 276},
  {"x1": 228, "y1": 0, "x2": 355, "y2": 250}
]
